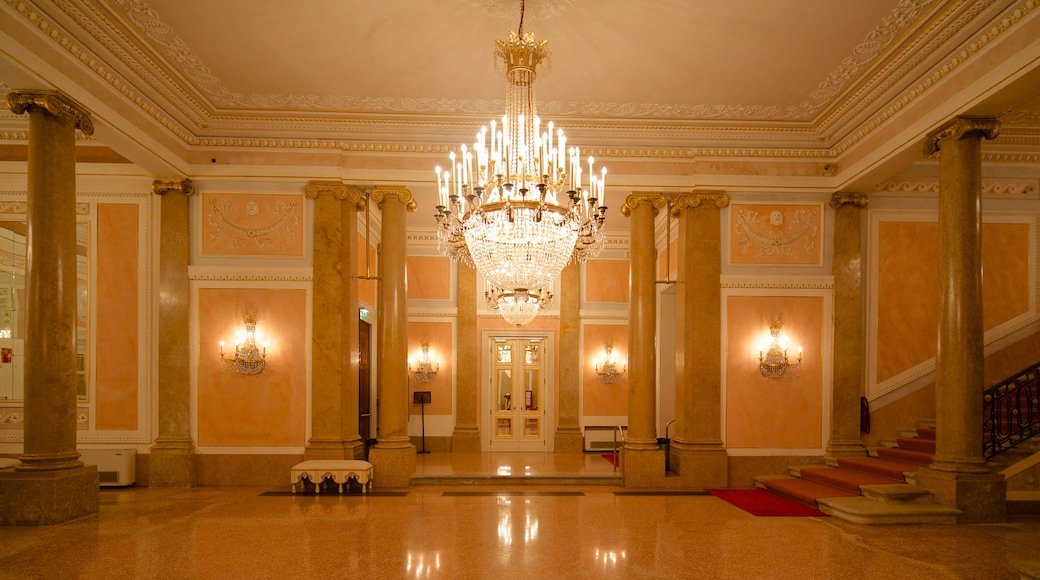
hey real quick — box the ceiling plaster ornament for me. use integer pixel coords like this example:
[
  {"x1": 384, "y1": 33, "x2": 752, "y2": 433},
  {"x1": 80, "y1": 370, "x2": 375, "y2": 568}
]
[
  {"x1": 470, "y1": 0, "x2": 575, "y2": 20},
  {"x1": 734, "y1": 208, "x2": 819, "y2": 259}
]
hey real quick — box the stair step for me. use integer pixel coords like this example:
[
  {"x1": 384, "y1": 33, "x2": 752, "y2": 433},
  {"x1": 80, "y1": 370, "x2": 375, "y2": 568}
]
[
  {"x1": 762, "y1": 476, "x2": 858, "y2": 507},
  {"x1": 918, "y1": 418, "x2": 936, "y2": 429},
  {"x1": 800, "y1": 466, "x2": 902, "y2": 493},
  {"x1": 837, "y1": 456, "x2": 921, "y2": 481},
  {"x1": 817, "y1": 495, "x2": 960, "y2": 524},
  {"x1": 876, "y1": 447, "x2": 933, "y2": 466},
  {"x1": 916, "y1": 427, "x2": 936, "y2": 440},
  {"x1": 896, "y1": 437, "x2": 936, "y2": 453},
  {"x1": 859, "y1": 483, "x2": 935, "y2": 503}
]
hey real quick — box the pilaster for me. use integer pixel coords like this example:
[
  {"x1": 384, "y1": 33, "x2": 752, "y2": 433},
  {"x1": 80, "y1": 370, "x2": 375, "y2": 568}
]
[
  {"x1": 554, "y1": 261, "x2": 582, "y2": 452},
  {"x1": 451, "y1": 260, "x2": 481, "y2": 452}
]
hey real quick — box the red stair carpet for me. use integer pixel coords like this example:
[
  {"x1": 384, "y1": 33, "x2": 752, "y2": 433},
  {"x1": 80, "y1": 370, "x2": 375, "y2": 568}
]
[
  {"x1": 601, "y1": 454, "x2": 618, "y2": 467},
  {"x1": 707, "y1": 488, "x2": 829, "y2": 517}
]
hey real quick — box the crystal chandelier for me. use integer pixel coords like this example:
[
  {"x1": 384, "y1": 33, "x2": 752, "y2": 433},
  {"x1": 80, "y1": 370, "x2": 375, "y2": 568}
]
[
  {"x1": 410, "y1": 341, "x2": 439, "y2": 383},
  {"x1": 219, "y1": 314, "x2": 267, "y2": 375},
  {"x1": 435, "y1": 0, "x2": 607, "y2": 297},
  {"x1": 758, "y1": 321, "x2": 802, "y2": 379},
  {"x1": 487, "y1": 285, "x2": 553, "y2": 326},
  {"x1": 596, "y1": 340, "x2": 626, "y2": 384}
]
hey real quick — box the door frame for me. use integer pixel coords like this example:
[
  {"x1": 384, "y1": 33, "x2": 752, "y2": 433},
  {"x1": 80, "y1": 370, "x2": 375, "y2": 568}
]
[{"x1": 480, "y1": 329, "x2": 556, "y2": 452}]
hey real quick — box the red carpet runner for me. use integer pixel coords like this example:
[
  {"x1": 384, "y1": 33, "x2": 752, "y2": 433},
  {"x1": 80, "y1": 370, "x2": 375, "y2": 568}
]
[{"x1": 707, "y1": 488, "x2": 829, "y2": 517}]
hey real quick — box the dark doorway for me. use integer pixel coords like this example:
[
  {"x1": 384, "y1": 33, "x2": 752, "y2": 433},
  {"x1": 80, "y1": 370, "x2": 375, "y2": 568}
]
[{"x1": 359, "y1": 319, "x2": 372, "y2": 444}]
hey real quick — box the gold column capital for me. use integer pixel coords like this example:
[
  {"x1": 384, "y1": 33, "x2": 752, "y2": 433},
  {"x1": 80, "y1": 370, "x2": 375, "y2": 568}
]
[
  {"x1": 371, "y1": 185, "x2": 418, "y2": 213},
  {"x1": 7, "y1": 90, "x2": 94, "y2": 136},
  {"x1": 620, "y1": 192, "x2": 666, "y2": 217},
  {"x1": 152, "y1": 178, "x2": 195, "y2": 196},
  {"x1": 829, "y1": 192, "x2": 869, "y2": 209},
  {"x1": 923, "y1": 116, "x2": 1000, "y2": 156},
  {"x1": 672, "y1": 191, "x2": 729, "y2": 215},
  {"x1": 304, "y1": 181, "x2": 365, "y2": 208}
]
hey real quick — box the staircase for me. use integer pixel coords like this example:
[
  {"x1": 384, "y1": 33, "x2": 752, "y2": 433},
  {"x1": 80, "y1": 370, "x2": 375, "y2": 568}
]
[{"x1": 755, "y1": 420, "x2": 961, "y2": 524}]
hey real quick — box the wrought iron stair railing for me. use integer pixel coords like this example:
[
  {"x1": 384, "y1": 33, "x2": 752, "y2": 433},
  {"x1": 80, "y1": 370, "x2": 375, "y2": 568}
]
[{"x1": 983, "y1": 361, "x2": 1040, "y2": 459}]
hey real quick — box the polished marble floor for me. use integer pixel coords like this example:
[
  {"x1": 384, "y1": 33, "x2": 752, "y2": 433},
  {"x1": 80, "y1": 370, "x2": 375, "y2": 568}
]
[{"x1": 2, "y1": 453, "x2": 1039, "y2": 579}]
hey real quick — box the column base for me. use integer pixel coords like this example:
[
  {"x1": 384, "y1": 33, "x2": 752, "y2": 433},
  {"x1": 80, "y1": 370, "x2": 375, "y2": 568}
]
[
  {"x1": 0, "y1": 465, "x2": 99, "y2": 525},
  {"x1": 554, "y1": 427, "x2": 583, "y2": 453},
  {"x1": 149, "y1": 444, "x2": 196, "y2": 487},
  {"x1": 825, "y1": 439, "x2": 868, "y2": 460},
  {"x1": 915, "y1": 466, "x2": 1006, "y2": 523},
  {"x1": 670, "y1": 443, "x2": 728, "y2": 489},
  {"x1": 451, "y1": 427, "x2": 481, "y2": 453},
  {"x1": 304, "y1": 438, "x2": 348, "y2": 461},
  {"x1": 368, "y1": 444, "x2": 416, "y2": 488},
  {"x1": 621, "y1": 445, "x2": 664, "y2": 488}
]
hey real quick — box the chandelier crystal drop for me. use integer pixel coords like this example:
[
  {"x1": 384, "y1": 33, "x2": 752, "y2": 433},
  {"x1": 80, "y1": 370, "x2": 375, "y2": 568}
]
[{"x1": 435, "y1": 2, "x2": 607, "y2": 298}]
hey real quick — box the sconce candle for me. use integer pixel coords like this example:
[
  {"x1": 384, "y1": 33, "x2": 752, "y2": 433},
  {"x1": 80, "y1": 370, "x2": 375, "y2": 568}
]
[
  {"x1": 758, "y1": 321, "x2": 801, "y2": 379},
  {"x1": 410, "y1": 340, "x2": 439, "y2": 383},
  {"x1": 220, "y1": 314, "x2": 267, "y2": 375}
]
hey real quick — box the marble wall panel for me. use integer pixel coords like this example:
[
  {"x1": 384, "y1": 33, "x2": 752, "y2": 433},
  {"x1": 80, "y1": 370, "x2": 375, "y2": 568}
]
[
  {"x1": 95, "y1": 204, "x2": 139, "y2": 430},
  {"x1": 582, "y1": 324, "x2": 628, "y2": 417},
  {"x1": 406, "y1": 256, "x2": 451, "y2": 301},
  {"x1": 406, "y1": 321, "x2": 453, "y2": 415},
  {"x1": 584, "y1": 259, "x2": 629, "y2": 303}
]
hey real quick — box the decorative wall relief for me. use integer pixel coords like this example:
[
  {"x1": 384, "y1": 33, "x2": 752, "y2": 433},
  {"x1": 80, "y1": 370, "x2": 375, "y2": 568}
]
[
  {"x1": 730, "y1": 203, "x2": 822, "y2": 265},
  {"x1": 202, "y1": 193, "x2": 303, "y2": 257}
]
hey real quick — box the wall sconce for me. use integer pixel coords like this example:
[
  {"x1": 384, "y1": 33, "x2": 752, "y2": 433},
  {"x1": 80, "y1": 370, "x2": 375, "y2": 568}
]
[
  {"x1": 759, "y1": 321, "x2": 801, "y2": 379},
  {"x1": 220, "y1": 313, "x2": 267, "y2": 375},
  {"x1": 596, "y1": 340, "x2": 626, "y2": 384},
  {"x1": 410, "y1": 340, "x2": 439, "y2": 383}
]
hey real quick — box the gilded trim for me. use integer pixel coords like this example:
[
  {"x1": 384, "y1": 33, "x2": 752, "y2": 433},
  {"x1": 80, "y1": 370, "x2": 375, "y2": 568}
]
[
  {"x1": 923, "y1": 116, "x2": 1001, "y2": 156},
  {"x1": 303, "y1": 180, "x2": 364, "y2": 208},
  {"x1": 829, "y1": 192, "x2": 869, "y2": 209},
  {"x1": 151, "y1": 178, "x2": 194, "y2": 196},
  {"x1": 619, "y1": 192, "x2": 666, "y2": 217},
  {"x1": 6, "y1": 90, "x2": 94, "y2": 135},
  {"x1": 673, "y1": 191, "x2": 730, "y2": 215}
]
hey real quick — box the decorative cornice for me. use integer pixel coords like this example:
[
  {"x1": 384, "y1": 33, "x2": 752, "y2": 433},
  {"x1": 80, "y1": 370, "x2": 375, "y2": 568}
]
[
  {"x1": 829, "y1": 192, "x2": 869, "y2": 209},
  {"x1": 672, "y1": 191, "x2": 730, "y2": 214},
  {"x1": 188, "y1": 272, "x2": 313, "y2": 282},
  {"x1": 620, "y1": 192, "x2": 667, "y2": 217},
  {"x1": 6, "y1": 90, "x2": 94, "y2": 135},
  {"x1": 151, "y1": 178, "x2": 194, "y2": 196},
  {"x1": 370, "y1": 186, "x2": 418, "y2": 213},
  {"x1": 303, "y1": 181, "x2": 365, "y2": 207},
  {"x1": 721, "y1": 276, "x2": 835, "y2": 290},
  {"x1": 923, "y1": 117, "x2": 1001, "y2": 155},
  {"x1": 872, "y1": 179, "x2": 1037, "y2": 196}
]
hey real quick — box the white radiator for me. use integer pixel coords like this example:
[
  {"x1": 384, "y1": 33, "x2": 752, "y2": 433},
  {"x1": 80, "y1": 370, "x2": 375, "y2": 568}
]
[
  {"x1": 80, "y1": 448, "x2": 136, "y2": 486},
  {"x1": 583, "y1": 426, "x2": 626, "y2": 451}
]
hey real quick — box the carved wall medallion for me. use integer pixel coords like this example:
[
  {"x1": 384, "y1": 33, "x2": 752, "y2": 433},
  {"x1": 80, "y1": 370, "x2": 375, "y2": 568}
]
[
  {"x1": 731, "y1": 203, "x2": 822, "y2": 265},
  {"x1": 202, "y1": 193, "x2": 303, "y2": 257}
]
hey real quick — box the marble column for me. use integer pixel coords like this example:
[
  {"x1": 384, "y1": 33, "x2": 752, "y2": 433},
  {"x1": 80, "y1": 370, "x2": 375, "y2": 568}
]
[
  {"x1": 619, "y1": 193, "x2": 665, "y2": 487},
  {"x1": 826, "y1": 192, "x2": 870, "y2": 460},
  {"x1": 915, "y1": 116, "x2": 1005, "y2": 523},
  {"x1": 303, "y1": 181, "x2": 365, "y2": 460},
  {"x1": 670, "y1": 191, "x2": 729, "y2": 489},
  {"x1": 368, "y1": 186, "x2": 417, "y2": 487},
  {"x1": 150, "y1": 178, "x2": 198, "y2": 487},
  {"x1": 451, "y1": 260, "x2": 480, "y2": 451},
  {"x1": 0, "y1": 90, "x2": 98, "y2": 525},
  {"x1": 555, "y1": 261, "x2": 583, "y2": 452}
]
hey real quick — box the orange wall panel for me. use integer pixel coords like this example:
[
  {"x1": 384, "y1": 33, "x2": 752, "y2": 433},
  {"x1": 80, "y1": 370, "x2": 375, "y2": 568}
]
[
  {"x1": 198, "y1": 288, "x2": 307, "y2": 446},
  {"x1": 982, "y1": 222, "x2": 1030, "y2": 330},
  {"x1": 407, "y1": 321, "x2": 453, "y2": 415},
  {"x1": 582, "y1": 325, "x2": 628, "y2": 416},
  {"x1": 95, "y1": 205, "x2": 139, "y2": 430},
  {"x1": 201, "y1": 193, "x2": 303, "y2": 257},
  {"x1": 726, "y1": 295, "x2": 824, "y2": 449},
  {"x1": 585, "y1": 260, "x2": 629, "y2": 303},
  {"x1": 407, "y1": 256, "x2": 451, "y2": 301}
]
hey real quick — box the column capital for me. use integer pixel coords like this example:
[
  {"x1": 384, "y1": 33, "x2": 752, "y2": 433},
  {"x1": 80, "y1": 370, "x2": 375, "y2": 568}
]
[
  {"x1": 672, "y1": 190, "x2": 729, "y2": 215},
  {"x1": 304, "y1": 180, "x2": 365, "y2": 208},
  {"x1": 152, "y1": 178, "x2": 195, "y2": 196},
  {"x1": 620, "y1": 192, "x2": 666, "y2": 217},
  {"x1": 923, "y1": 116, "x2": 1000, "y2": 156},
  {"x1": 7, "y1": 90, "x2": 94, "y2": 136},
  {"x1": 829, "y1": 192, "x2": 869, "y2": 209},
  {"x1": 371, "y1": 185, "x2": 418, "y2": 212}
]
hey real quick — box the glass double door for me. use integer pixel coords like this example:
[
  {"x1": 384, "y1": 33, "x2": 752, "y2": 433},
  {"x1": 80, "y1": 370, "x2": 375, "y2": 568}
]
[{"x1": 490, "y1": 337, "x2": 546, "y2": 451}]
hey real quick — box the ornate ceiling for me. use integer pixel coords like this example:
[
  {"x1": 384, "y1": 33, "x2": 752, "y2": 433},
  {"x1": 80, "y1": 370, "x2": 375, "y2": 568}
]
[{"x1": 1, "y1": 0, "x2": 1039, "y2": 207}]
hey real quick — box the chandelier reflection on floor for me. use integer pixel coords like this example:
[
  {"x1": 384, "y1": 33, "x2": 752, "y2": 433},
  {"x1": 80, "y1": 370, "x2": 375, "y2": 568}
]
[
  {"x1": 435, "y1": 0, "x2": 607, "y2": 309},
  {"x1": 486, "y1": 285, "x2": 553, "y2": 326}
]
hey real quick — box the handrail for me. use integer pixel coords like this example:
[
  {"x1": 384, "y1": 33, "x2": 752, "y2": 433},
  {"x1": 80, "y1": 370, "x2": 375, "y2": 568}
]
[
  {"x1": 612, "y1": 424, "x2": 626, "y2": 472},
  {"x1": 983, "y1": 361, "x2": 1040, "y2": 459},
  {"x1": 665, "y1": 419, "x2": 676, "y2": 441}
]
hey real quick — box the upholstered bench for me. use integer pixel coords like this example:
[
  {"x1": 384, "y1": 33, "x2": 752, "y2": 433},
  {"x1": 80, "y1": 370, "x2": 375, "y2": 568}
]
[{"x1": 290, "y1": 460, "x2": 373, "y2": 494}]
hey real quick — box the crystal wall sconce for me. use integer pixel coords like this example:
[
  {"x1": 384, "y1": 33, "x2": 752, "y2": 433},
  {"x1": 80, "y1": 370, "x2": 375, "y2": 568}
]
[
  {"x1": 410, "y1": 340, "x2": 439, "y2": 383},
  {"x1": 220, "y1": 313, "x2": 267, "y2": 375},
  {"x1": 596, "y1": 340, "x2": 626, "y2": 384},
  {"x1": 759, "y1": 321, "x2": 802, "y2": 379}
]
